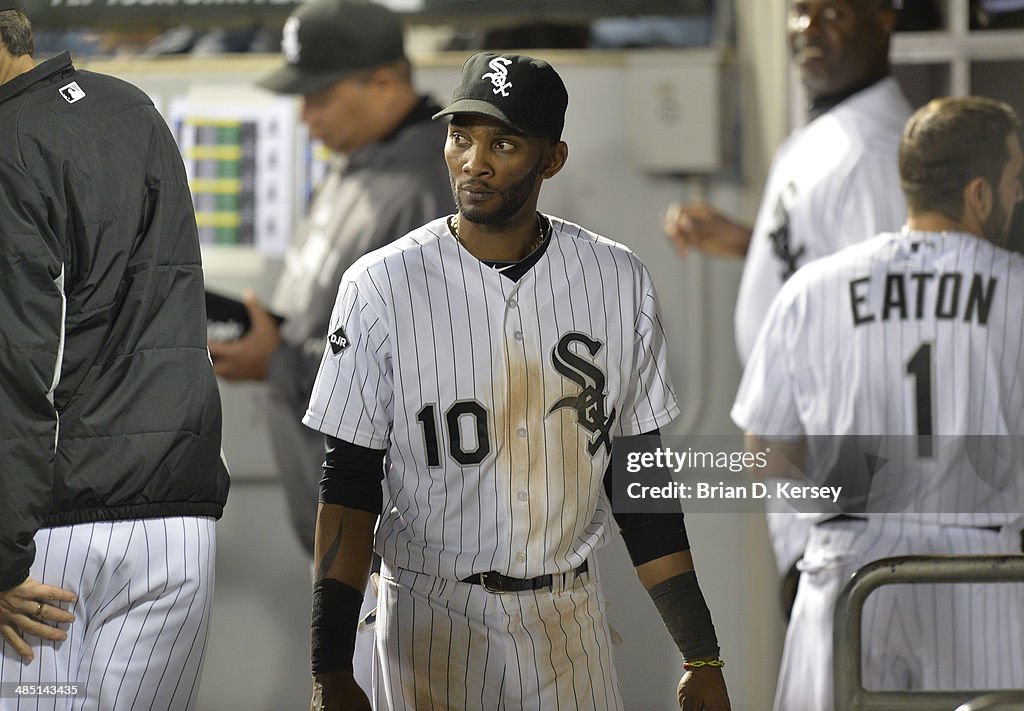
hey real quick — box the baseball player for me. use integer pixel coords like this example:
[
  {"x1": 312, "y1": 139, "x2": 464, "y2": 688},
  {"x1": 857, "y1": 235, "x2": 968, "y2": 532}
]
[
  {"x1": 303, "y1": 53, "x2": 731, "y2": 710},
  {"x1": 664, "y1": 0, "x2": 912, "y2": 616},
  {"x1": 0, "y1": 4, "x2": 229, "y2": 710},
  {"x1": 732, "y1": 96, "x2": 1024, "y2": 711}
]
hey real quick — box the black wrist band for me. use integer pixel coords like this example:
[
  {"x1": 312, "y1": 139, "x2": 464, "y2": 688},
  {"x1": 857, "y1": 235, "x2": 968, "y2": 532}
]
[
  {"x1": 311, "y1": 579, "x2": 364, "y2": 675},
  {"x1": 649, "y1": 571, "x2": 721, "y2": 661}
]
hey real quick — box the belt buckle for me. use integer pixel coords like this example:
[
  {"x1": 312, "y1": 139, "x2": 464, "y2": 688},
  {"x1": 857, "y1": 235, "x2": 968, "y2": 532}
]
[{"x1": 479, "y1": 571, "x2": 508, "y2": 594}]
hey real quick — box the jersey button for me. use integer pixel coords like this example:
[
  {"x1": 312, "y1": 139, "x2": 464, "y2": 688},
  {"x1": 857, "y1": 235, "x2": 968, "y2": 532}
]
[
  {"x1": 517, "y1": 491, "x2": 529, "y2": 502},
  {"x1": 517, "y1": 428, "x2": 528, "y2": 438},
  {"x1": 508, "y1": 298, "x2": 518, "y2": 308},
  {"x1": 513, "y1": 331, "x2": 524, "y2": 341},
  {"x1": 516, "y1": 552, "x2": 526, "y2": 562}
]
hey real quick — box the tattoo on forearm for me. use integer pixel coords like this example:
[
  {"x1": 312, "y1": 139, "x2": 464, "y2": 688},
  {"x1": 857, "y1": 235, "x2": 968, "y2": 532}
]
[{"x1": 316, "y1": 522, "x2": 344, "y2": 580}]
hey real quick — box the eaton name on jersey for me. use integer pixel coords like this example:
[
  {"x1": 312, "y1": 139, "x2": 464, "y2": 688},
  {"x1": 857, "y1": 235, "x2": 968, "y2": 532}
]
[{"x1": 849, "y1": 271, "x2": 998, "y2": 326}]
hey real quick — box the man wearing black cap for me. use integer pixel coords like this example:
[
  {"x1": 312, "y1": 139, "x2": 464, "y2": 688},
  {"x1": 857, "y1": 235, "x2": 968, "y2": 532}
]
[
  {"x1": 303, "y1": 51, "x2": 731, "y2": 711},
  {"x1": 0, "y1": 3, "x2": 229, "y2": 709},
  {"x1": 207, "y1": 1, "x2": 450, "y2": 694}
]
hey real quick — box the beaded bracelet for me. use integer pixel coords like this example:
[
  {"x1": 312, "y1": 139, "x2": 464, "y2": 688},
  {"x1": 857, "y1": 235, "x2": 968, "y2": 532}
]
[{"x1": 682, "y1": 659, "x2": 725, "y2": 671}]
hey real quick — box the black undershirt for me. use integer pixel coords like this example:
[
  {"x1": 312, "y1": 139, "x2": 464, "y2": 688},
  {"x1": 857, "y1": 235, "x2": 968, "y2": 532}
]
[
  {"x1": 449, "y1": 213, "x2": 551, "y2": 282},
  {"x1": 807, "y1": 74, "x2": 887, "y2": 122}
]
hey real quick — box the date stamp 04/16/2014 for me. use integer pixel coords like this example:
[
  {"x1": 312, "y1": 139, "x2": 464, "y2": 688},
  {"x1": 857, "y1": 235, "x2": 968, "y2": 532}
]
[{"x1": 0, "y1": 683, "x2": 83, "y2": 698}]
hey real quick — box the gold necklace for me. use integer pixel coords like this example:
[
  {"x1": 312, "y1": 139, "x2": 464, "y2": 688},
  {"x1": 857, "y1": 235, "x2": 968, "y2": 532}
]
[{"x1": 452, "y1": 214, "x2": 546, "y2": 256}]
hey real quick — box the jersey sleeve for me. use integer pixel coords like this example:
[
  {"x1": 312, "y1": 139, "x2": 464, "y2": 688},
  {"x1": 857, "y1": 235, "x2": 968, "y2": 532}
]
[
  {"x1": 731, "y1": 277, "x2": 806, "y2": 438},
  {"x1": 0, "y1": 148, "x2": 63, "y2": 591},
  {"x1": 303, "y1": 273, "x2": 394, "y2": 450},
  {"x1": 618, "y1": 266, "x2": 681, "y2": 435}
]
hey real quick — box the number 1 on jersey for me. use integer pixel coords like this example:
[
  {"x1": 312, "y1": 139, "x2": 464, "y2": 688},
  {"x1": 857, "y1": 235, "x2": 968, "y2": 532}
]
[{"x1": 905, "y1": 343, "x2": 934, "y2": 458}]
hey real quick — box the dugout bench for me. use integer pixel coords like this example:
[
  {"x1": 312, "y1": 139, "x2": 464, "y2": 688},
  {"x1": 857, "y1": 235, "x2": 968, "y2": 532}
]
[{"x1": 832, "y1": 555, "x2": 1024, "y2": 711}]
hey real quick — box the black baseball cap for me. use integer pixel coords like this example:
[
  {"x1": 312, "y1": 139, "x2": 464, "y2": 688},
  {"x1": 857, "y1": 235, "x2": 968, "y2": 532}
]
[
  {"x1": 433, "y1": 52, "x2": 569, "y2": 141},
  {"x1": 257, "y1": 0, "x2": 405, "y2": 96}
]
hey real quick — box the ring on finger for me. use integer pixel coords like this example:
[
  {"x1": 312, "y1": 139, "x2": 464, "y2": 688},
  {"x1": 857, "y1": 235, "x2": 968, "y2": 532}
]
[
  {"x1": 664, "y1": 202, "x2": 682, "y2": 226},
  {"x1": 34, "y1": 602, "x2": 45, "y2": 620}
]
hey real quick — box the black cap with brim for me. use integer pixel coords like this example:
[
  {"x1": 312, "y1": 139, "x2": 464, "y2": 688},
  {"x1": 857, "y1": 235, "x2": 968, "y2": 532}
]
[
  {"x1": 433, "y1": 52, "x2": 568, "y2": 141},
  {"x1": 433, "y1": 98, "x2": 533, "y2": 136},
  {"x1": 256, "y1": 0, "x2": 404, "y2": 97},
  {"x1": 257, "y1": 66, "x2": 351, "y2": 96}
]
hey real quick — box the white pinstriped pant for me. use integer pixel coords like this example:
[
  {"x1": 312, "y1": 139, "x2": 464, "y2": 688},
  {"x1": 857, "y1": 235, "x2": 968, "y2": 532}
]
[
  {"x1": 0, "y1": 518, "x2": 216, "y2": 711},
  {"x1": 373, "y1": 560, "x2": 624, "y2": 711},
  {"x1": 775, "y1": 517, "x2": 1024, "y2": 711}
]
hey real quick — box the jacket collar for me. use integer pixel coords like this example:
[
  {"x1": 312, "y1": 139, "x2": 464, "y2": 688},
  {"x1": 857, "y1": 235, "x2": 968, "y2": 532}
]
[{"x1": 0, "y1": 50, "x2": 73, "y2": 105}]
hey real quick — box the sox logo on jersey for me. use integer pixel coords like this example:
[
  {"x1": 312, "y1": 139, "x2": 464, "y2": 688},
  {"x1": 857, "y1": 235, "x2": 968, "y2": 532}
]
[
  {"x1": 549, "y1": 331, "x2": 616, "y2": 456},
  {"x1": 767, "y1": 185, "x2": 805, "y2": 280}
]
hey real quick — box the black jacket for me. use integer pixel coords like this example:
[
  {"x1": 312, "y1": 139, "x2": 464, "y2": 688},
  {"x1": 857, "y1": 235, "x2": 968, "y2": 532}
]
[{"x1": 0, "y1": 52, "x2": 230, "y2": 590}]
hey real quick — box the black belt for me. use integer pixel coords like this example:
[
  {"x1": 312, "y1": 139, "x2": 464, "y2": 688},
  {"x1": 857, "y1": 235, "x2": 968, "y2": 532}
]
[
  {"x1": 460, "y1": 561, "x2": 588, "y2": 594},
  {"x1": 822, "y1": 514, "x2": 1002, "y2": 532}
]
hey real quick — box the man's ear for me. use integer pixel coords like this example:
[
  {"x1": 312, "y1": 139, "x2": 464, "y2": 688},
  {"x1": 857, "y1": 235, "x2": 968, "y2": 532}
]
[
  {"x1": 367, "y1": 65, "x2": 395, "y2": 89},
  {"x1": 541, "y1": 141, "x2": 569, "y2": 180},
  {"x1": 964, "y1": 175, "x2": 993, "y2": 223},
  {"x1": 876, "y1": 7, "x2": 898, "y2": 36}
]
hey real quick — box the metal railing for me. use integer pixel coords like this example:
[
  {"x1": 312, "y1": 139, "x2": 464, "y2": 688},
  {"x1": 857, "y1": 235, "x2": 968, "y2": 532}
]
[
  {"x1": 954, "y1": 691, "x2": 1024, "y2": 710},
  {"x1": 833, "y1": 555, "x2": 1024, "y2": 711}
]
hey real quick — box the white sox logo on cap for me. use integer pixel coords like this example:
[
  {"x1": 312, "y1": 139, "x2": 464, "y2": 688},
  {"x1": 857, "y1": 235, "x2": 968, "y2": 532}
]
[
  {"x1": 481, "y1": 57, "x2": 513, "y2": 97},
  {"x1": 282, "y1": 16, "x2": 301, "y2": 65},
  {"x1": 433, "y1": 52, "x2": 567, "y2": 140}
]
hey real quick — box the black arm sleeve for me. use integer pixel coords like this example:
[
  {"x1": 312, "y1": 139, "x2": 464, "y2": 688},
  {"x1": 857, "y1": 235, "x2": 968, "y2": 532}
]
[
  {"x1": 319, "y1": 435, "x2": 386, "y2": 514},
  {"x1": 604, "y1": 429, "x2": 690, "y2": 567}
]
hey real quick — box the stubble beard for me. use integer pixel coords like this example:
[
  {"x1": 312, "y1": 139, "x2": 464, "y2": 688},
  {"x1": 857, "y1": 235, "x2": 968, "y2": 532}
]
[
  {"x1": 982, "y1": 198, "x2": 1011, "y2": 246},
  {"x1": 452, "y1": 155, "x2": 544, "y2": 227}
]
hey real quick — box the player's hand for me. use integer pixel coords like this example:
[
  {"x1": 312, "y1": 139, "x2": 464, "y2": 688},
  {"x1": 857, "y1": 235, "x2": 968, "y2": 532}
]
[
  {"x1": 208, "y1": 290, "x2": 282, "y2": 381},
  {"x1": 311, "y1": 670, "x2": 370, "y2": 711},
  {"x1": 663, "y1": 202, "x2": 752, "y2": 259},
  {"x1": 677, "y1": 666, "x2": 731, "y2": 710},
  {"x1": 0, "y1": 577, "x2": 77, "y2": 662}
]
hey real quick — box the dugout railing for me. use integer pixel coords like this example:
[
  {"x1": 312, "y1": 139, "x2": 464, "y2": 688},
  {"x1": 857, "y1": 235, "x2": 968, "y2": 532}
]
[
  {"x1": 833, "y1": 554, "x2": 1024, "y2": 711},
  {"x1": 954, "y1": 691, "x2": 1024, "y2": 710}
]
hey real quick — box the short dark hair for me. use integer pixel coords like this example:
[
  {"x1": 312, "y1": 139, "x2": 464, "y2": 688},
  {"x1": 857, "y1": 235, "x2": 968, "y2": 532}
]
[
  {"x1": 900, "y1": 96, "x2": 1022, "y2": 218},
  {"x1": 0, "y1": 9, "x2": 33, "y2": 57},
  {"x1": 343, "y1": 57, "x2": 413, "y2": 87}
]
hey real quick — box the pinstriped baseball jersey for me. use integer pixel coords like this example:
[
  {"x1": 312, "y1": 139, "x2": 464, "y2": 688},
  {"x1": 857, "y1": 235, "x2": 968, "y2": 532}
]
[
  {"x1": 733, "y1": 230, "x2": 1024, "y2": 711},
  {"x1": 303, "y1": 214, "x2": 680, "y2": 581},
  {"x1": 735, "y1": 77, "x2": 911, "y2": 366},
  {"x1": 732, "y1": 230, "x2": 1024, "y2": 526}
]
